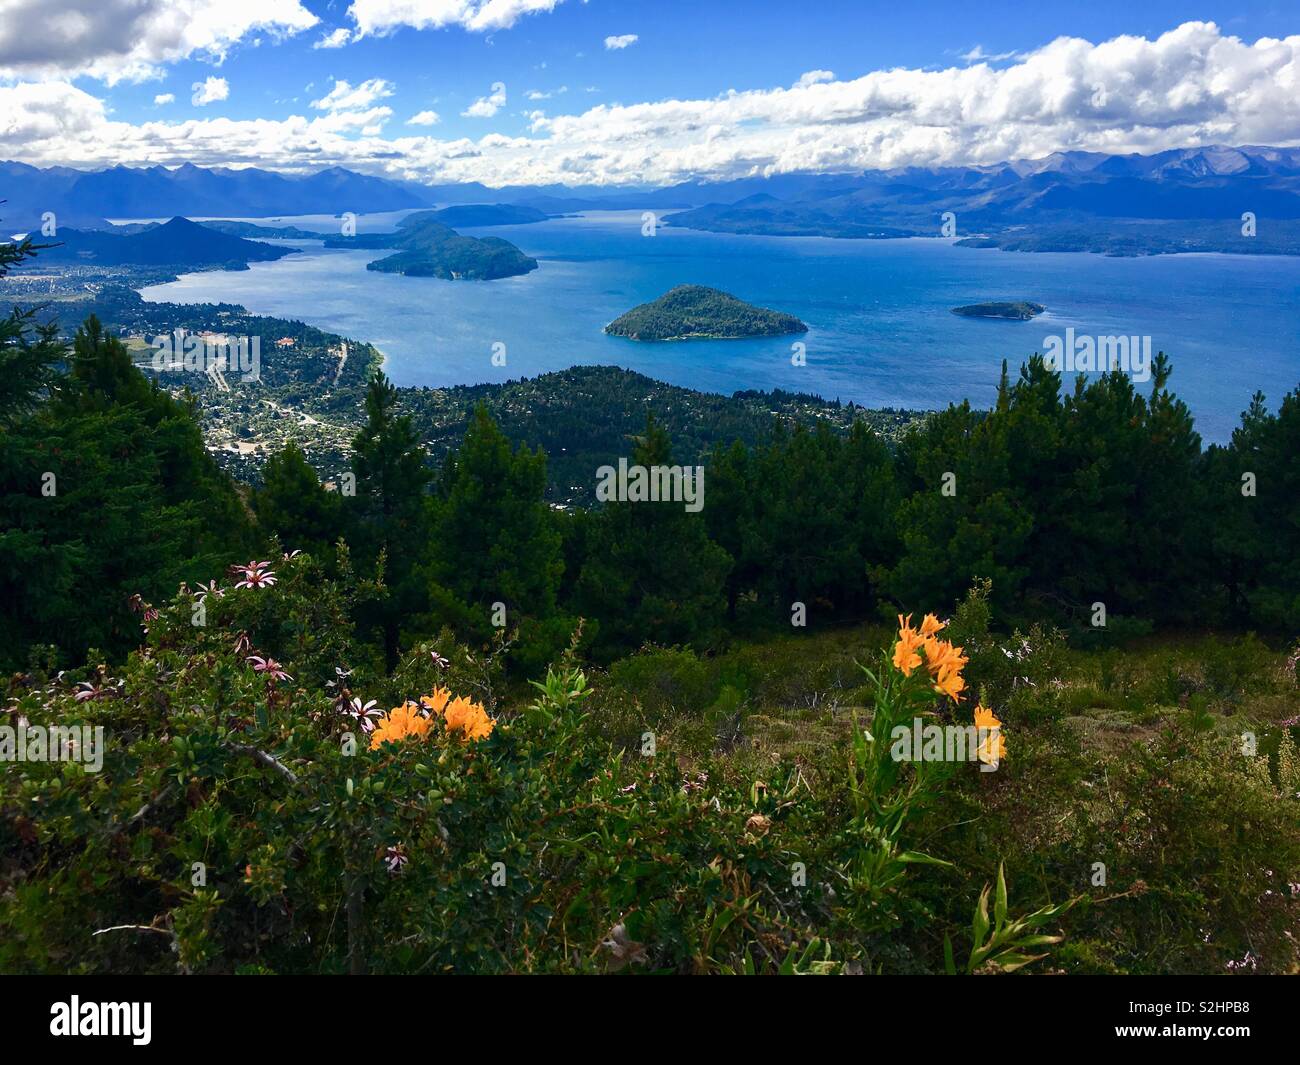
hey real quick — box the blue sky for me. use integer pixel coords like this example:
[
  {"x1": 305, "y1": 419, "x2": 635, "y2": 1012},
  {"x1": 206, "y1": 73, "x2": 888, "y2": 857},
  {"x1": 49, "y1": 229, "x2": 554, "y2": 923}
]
[
  {"x1": 3, "y1": 1, "x2": 1299, "y2": 185},
  {"x1": 99, "y1": 0, "x2": 1290, "y2": 136}
]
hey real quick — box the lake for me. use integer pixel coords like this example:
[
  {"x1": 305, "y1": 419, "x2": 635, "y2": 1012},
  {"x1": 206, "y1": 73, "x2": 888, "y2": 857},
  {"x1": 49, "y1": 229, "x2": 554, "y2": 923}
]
[{"x1": 140, "y1": 209, "x2": 1300, "y2": 443}]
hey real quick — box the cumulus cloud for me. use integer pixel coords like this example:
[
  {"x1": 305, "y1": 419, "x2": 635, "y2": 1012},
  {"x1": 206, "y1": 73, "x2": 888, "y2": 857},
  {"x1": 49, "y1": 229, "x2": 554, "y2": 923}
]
[
  {"x1": 0, "y1": 0, "x2": 318, "y2": 83},
  {"x1": 348, "y1": 0, "x2": 566, "y2": 36},
  {"x1": 314, "y1": 28, "x2": 353, "y2": 49},
  {"x1": 408, "y1": 109, "x2": 441, "y2": 125},
  {"x1": 604, "y1": 34, "x2": 638, "y2": 51},
  {"x1": 311, "y1": 78, "x2": 395, "y2": 111},
  {"x1": 191, "y1": 76, "x2": 229, "y2": 106},
  {"x1": 526, "y1": 86, "x2": 567, "y2": 100},
  {"x1": 462, "y1": 81, "x2": 506, "y2": 117},
  {"x1": 796, "y1": 70, "x2": 834, "y2": 86},
  {"x1": 6, "y1": 22, "x2": 1300, "y2": 189},
  {"x1": 154, "y1": 93, "x2": 175, "y2": 106}
]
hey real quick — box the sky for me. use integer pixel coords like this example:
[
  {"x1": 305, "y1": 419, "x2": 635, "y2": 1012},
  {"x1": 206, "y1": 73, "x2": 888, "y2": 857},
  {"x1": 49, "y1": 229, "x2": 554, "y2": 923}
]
[{"x1": 2, "y1": 0, "x2": 1300, "y2": 186}]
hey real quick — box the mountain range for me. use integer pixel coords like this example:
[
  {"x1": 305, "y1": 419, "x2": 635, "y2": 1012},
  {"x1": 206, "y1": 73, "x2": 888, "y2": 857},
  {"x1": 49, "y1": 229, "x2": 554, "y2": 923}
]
[
  {"x1": 0, "y1": 161, "x2": 428, "y2": 231},
  {"x1": 662, "y1": 146, "x2": 1300, "y2": 253},
  {"x1": 6, "y1": 146, "x2": 1300, "y2": 255}
]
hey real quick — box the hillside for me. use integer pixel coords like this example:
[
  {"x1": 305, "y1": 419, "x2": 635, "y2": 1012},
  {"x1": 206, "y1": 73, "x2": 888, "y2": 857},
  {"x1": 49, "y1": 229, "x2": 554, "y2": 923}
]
[
  {"x1": 605, "y1": 285, "x2": 808, "y2": 340},
  {"x1": 31, "y1": 216, "x2": 296, "y2": 267}
]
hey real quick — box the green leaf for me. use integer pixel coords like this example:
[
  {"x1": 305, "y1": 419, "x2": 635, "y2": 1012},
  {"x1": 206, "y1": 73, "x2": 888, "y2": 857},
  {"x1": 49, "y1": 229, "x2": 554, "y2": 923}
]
[
  {"x1": 994, "y1": 861, "x2": 1008, "y2": 930},
  {"x1": 896, "y1": 850, "x2": 953, "y2": 868},
  {"x1": 972, "y1": 884, "x2": 990, "y2": 949}
]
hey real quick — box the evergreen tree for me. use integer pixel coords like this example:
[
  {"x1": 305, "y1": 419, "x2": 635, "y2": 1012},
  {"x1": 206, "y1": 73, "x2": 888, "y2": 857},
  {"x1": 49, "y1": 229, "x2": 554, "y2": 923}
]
[
  {"x1": 574, "y1": 414, "x2": 730, "y2": 658},
  {"x1": 0, "y1": 315, "x2": 252, "y2": 667},
  {"x1": 254, "y1": 441, "x2": 344, "y2": 562},
  {"x1": 424, "y1": 405, "x2": 566, "y2": 666},
  {"x1": 347, "y1": 370, "x2": 432, "y2": 669}
]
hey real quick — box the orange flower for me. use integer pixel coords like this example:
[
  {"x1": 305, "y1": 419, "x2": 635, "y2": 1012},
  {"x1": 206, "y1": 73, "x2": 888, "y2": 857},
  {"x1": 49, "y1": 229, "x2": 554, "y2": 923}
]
[
  {"x1": 919, "y1": 613, "x2": 946, "y2": 637},
  {"x1": 442, "y1": 695, "x2": 495, "y2": 742},
  {"x1": 923, "y1": 638, "x2": 968, "y2": 678},
  {"x1": 420, "y1": 688, "x2": 452, "y2": 715},
  {"x1": 369, "y1": 701, "x2": 433, "y2": 749},
  {"x1": 974, "y1": 704, "x2": 1006, "y2": 764},
  {"x1": 893, "y1": 614, "x2": 924, "y2": 676},
  {"x1": 893, "y1": 637, "x2": 922, "y2": 676},
  {"x1": 933, "y1": 663, "x2": 967, "y2": 702}
]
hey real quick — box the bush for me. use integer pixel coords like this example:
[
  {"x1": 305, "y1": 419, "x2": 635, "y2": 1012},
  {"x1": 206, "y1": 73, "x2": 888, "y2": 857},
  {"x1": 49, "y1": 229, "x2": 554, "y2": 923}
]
[{"x1": 0, "y1": 570, "x2": 1080, "y2": 974}]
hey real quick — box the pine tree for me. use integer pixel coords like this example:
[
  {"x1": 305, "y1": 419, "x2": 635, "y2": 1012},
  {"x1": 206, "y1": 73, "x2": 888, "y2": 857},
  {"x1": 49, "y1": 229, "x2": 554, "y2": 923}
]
[
  {"x1": 574, "y1": 414, "x2": 730, "y2": 658},
  {"x1": 426, "y1": 404, "x2": 563, "y2": 639},
  {"x1": 347, "y1": 370, "x2": 432, "y2": 669},
  {"x1": 254, "y1": 441, "x2": 344, "y2": 561}
]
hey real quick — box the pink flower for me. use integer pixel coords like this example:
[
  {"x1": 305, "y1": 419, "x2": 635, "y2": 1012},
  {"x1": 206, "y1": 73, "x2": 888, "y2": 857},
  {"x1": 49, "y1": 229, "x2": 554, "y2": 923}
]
[
  {"x1": 74, "y1": 680, "x2": 118, "y2": 703},
  {"x1": 384, "y1": 845, "x2": 408, "y2": 875},
  {"x1": 246, "y1": 656, "x2": 292, "y2": 682},
  {"x1": 343, "y1": 696, "x2": 382, "y2": 733},
  {"x1": 231, "y1": 561, "x2": 277, "y2": 588},
  {"x1": 430, "y1": 651, "x2": 450, "y2": 670},
  {"x1": 195, "y1": 580, "x2": 224, "y2": 601}
]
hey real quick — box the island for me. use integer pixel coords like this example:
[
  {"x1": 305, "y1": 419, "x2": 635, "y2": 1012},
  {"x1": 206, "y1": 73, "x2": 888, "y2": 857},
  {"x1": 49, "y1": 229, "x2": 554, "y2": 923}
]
[
  {"x1": 605, "y1": 284, "x2": 808, "y2": 341},
  {"x1": 322, "y1": 213, "x2": 538, "y2": 280},
  {"x1": 198, "y1": 220, "x2": 328, "y2": 241},
  {"x1": 951, "y1": 301, "x2": 1045, "y2": 320},
  {"x1": 420, "y1": 204, "x2": 550, "y2": 227}
]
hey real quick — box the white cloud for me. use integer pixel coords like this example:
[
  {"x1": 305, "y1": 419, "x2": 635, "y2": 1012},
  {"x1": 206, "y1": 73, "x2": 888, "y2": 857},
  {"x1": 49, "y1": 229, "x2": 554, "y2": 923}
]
[
  {"x1": 6, "y1": 22, "x2": 1300, "y2": 190},
  {"x1": 154, "y1": 93, "x2": 175, "y2": 106},
  {"x1": 604, "y1": 34, "x2": 637, "y2": 51},
  {"x1": 462, "y1": 81, "x2": 506, "y2": 117},
  {"x1": 526, "y1": 86, "x2": 567, "y2": 100},
  {"x1": 314, "y1": 27, "x2": 353, "y2": 49},
  {"x1": 960, "y1": 45, "x2": 1023, "y2": 64},
  {"x1": 0, "y1": 0, "x2": 318, "y2": 84},
  {"x1": 311, "y1": 78, "x2": 395, "y2": 111},
  {"x1": 796, "y1": 70, "x2": 834, "y2": 86},
  {"x1": 348, "y1": 0, "x2": 566, "y2": 36},
  {"x1": 191, "y1": 76, "x2": 229, "y2": 106},
  {"x1": 408, "y1": 109, "x2": 441, "y2": 125}
]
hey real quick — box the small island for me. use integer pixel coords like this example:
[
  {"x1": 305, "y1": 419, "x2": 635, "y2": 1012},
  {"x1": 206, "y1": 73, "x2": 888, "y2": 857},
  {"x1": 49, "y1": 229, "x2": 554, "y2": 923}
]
[
  {"x1": 605, "y1": 284, "x2": 808, "y2": 341},
  {"x1": 421, "y1": 204, "x2": 550, "y2": 227},
  {"x1": 951, "y1": 301, "x2": 1045, "y2": 320},
  {"x1": 323, "y1": 214, "x2": 538, "y2": 280}
]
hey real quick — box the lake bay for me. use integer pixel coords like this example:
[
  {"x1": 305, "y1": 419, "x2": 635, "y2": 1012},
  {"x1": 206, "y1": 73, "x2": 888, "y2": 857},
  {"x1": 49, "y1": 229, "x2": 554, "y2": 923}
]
[{"x1": 140, "y1": 209, "x2": 1300, "y2": 443}]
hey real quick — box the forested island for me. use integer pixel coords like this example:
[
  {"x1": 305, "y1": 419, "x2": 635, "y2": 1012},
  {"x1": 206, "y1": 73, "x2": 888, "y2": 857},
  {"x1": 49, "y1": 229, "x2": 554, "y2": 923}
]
[
  {"x1": 605, "y1": 284, "x2": 808, "y2": 340},
  {"x1": 323, "y1": 212, "x2": 538, "y2": 279},
  {"x1": 423, "y1": 204, "x2": 550, "y2": 227},
  {"x1": 951, "y1": 301, "x2": 1045, "y2": 320}
]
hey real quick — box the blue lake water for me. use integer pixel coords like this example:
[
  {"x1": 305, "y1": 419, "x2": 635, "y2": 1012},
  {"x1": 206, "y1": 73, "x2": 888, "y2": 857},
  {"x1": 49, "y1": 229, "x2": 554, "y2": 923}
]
[{"x1": 140, "y1": 209, "x2": 1300, "y2": 443}]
